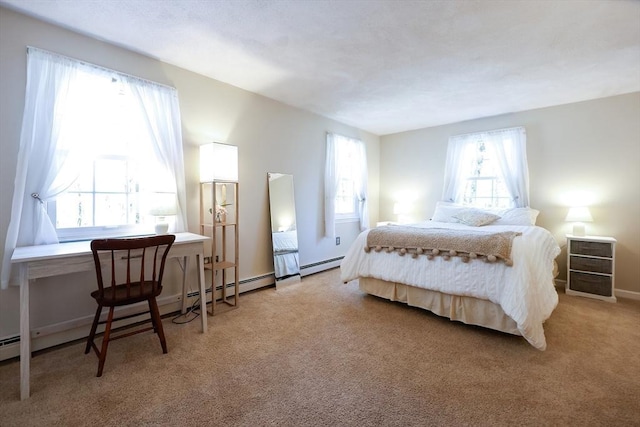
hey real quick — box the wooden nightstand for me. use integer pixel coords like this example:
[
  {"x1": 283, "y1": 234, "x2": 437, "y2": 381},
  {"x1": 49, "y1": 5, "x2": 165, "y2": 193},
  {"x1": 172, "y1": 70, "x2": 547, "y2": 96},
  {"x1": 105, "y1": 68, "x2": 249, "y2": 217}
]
[{"x1": 566, "y1": 235, "x2": 616, "y2": 302}]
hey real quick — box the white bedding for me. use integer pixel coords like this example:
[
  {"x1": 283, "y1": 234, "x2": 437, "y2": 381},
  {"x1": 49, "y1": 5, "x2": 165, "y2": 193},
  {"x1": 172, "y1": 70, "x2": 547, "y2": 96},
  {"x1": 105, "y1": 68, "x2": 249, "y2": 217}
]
[
  {"x1": 274, "y1": 251, "x2": 300, "y2": 279},
  {"x1": 272, "y1": 230, "x2": 299, "y2": 252},
  {"x1": 340, "y1": 221, "x2": 561, "y2": 350}
]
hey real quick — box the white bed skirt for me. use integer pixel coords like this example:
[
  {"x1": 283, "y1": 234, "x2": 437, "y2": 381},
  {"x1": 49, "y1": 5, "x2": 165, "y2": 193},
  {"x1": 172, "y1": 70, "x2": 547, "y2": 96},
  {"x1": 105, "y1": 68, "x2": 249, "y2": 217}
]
[{"x1": 358, "y1": 277, "x2": 521, "y2": 336}]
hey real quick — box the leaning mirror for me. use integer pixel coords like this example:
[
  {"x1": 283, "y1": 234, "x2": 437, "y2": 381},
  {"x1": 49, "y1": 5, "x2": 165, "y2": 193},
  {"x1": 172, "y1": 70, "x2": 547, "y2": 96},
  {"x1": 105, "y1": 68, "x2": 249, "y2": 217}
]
[{"x1": 267, "y1": 173, "x2": 300, "y2": 287}]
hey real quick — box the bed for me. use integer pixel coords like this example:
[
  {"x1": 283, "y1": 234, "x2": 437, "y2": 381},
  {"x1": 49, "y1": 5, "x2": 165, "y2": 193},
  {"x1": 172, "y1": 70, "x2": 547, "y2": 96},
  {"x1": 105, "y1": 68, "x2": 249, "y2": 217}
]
[
  {"x1": 340, "y1": 203, "x2": 561, "y2": 350},
  {"x1": 272, "y1": 230, "x2": 300, "y2": 279}
]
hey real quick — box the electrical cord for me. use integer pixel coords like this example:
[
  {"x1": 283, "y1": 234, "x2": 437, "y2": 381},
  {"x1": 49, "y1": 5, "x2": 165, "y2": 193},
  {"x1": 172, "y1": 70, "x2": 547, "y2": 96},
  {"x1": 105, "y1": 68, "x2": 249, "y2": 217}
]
[
  {"x1": 170, "y1": 257, "x2": 221, "y2": 324},
  {"x1": 170, "y1": 257, "x2": 209, "y2": 324},
  {"x1": 171, "y1": 295, "x2": 201, "y2": 324}
]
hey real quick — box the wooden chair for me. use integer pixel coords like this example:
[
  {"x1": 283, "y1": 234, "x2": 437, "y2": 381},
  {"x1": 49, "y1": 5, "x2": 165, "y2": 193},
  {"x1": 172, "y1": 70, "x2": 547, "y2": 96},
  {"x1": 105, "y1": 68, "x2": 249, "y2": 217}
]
[{"x1": 85, "y1": 234, "x2": 175, "y2": 377}]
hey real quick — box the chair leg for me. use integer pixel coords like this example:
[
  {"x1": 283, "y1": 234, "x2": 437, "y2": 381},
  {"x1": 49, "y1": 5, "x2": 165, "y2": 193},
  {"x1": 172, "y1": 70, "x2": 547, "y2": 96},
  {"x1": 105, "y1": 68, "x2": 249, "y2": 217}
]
[
  {"x1": 96, "y1": 307, "x2": 115, "y2": 377},
  {"x1": 148, "y1": 297, "x2": 167, "y2": 354},
  {"x1": 85, "y1": 304, "x2": 102, "y2": 354}
]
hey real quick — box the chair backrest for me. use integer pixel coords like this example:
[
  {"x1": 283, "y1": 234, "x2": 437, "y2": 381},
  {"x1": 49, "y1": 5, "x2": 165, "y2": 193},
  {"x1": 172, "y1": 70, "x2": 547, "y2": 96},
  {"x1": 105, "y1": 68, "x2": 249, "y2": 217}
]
[{"x1": 91, "y1": 235, "x2": 176, "y2": 301}]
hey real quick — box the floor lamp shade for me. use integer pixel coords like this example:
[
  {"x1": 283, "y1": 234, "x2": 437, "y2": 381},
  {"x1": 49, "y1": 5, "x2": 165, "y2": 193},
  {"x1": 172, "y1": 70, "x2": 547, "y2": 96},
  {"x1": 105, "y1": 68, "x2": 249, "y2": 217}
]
[{"x1": 200, "y1": 143, "x2": 238, "y2": 182}]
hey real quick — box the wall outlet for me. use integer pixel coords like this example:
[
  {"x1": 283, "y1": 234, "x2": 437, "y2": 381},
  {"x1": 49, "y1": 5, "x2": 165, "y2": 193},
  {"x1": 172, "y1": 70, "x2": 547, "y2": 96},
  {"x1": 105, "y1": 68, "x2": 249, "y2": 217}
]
[{"x1": 336, "y1": 237, "x2": 340, "y2": 245}]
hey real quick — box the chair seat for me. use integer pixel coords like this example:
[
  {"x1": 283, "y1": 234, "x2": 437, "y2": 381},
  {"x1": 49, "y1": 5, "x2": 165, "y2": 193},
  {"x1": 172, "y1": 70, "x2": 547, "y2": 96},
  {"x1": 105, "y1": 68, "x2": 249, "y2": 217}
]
[{"x1": 90, "y1": 281, "x2": 163, "y2": 307}]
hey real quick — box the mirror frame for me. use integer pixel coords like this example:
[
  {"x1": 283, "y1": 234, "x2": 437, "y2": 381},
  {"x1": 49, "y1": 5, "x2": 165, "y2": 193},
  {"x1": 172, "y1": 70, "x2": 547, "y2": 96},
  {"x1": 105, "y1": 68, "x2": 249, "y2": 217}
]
[{"x1": 267, "y1": 173, "x2": 301, "y2": 287}]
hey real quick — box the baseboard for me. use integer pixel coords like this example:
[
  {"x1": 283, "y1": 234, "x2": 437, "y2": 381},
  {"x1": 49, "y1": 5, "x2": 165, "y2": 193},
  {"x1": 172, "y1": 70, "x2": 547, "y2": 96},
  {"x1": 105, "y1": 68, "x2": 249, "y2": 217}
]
[
  {"x1": 300, "y1": 257, "x2": 343, "y2": 276},
  {"x1": 615, "y1": 288, "x2": 640, "y2": 301},
  {"x1": 555, "y1": 278, "x2": 640, "y2": 301},
  {"x1": 0, "y1": 293, "x2": 185, "y2": 362},
  {"x1": 0, "y1": 277, "x2": 273, "y2": 362},
  {"x1": 0, "y1": 259, "x2": 341, "y2": 362}
]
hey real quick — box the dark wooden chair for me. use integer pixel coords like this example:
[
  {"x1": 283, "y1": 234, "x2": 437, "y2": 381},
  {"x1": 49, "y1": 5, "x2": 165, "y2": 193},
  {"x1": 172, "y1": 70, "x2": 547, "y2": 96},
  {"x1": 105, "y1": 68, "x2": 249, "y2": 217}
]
[{"x1": 85, "y1": 234, "x2": 175, "y2": 377}]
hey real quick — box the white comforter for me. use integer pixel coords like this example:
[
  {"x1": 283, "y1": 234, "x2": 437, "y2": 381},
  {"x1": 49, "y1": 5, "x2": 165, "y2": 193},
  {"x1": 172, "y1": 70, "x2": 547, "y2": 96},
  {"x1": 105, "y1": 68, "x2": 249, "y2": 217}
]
[{"x1": 340, "y1": 221, "x2": 561, "y2": 350}]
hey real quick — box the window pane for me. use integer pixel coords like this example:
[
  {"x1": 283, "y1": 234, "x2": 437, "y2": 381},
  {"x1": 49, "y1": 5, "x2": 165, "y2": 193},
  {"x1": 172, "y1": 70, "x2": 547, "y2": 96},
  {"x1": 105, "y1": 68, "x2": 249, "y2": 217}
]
[
  {"x1": 56, "y1": 192, "x2": 94, "y2": 228},
  {"x1": 67, "y1": 165, "x2": 94, "y2": 192},
  {"x1": 95, "y1": 194, "x2": 128, "y2": 226},
  {"x1": 336, "y1": 178, "x2": 355, "y2": 215},
  {"x1": 461, "y1": 141, "x2": 511, "y2": 208},
  {"x1": 333, "y1": 136, "x2": 362, "y2": 218}
]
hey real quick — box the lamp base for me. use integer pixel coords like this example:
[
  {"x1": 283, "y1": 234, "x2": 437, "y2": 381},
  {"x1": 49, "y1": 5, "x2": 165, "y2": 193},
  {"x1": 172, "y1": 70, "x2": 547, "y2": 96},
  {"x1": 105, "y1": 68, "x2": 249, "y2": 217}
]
[{"x1": 572, "y1": 223, "x2": 586, "y2": 237}]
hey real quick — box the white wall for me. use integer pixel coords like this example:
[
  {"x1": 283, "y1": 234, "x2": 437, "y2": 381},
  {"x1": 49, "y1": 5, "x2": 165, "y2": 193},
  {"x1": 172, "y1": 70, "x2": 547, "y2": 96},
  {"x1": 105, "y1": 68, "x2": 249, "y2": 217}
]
[
  {"x1": 380, "y1": 93, "x2": 640, "y2": 296},
  {"x1": 0, "y1": 7, "x2": 380, "y2": 353}
]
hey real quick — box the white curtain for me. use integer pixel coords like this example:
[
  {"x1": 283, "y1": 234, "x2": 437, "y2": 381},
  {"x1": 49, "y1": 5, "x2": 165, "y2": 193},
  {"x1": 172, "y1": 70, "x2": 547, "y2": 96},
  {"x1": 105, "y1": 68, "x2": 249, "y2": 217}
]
[
  {"x1": 1, "y1": 48, "x2": 186, "y2": 289},
  {"x1": 2, "y1": 49, "x2": 81, "y2": 289},
  {"x1": 353, "y1": 140, "x2": 369, "y2": 231},
  {"x1": 324, "y1": 134, "x2": 339, "y2": 238},
  {"x1": 442, "y1": 126, "x2": 529, "y2": 207},
  {"x1": 442, "y1": 133, "x2": 474, "y2": 203},
  {"x1": 324, "y1": 133, "x2": 369, "y2": 238},
  {"x1": 484, "y1": 127, "x2": 529, "y2": 207},
  {"x1": 129, "y1": 81, "x2": 187, "y2": 231}
]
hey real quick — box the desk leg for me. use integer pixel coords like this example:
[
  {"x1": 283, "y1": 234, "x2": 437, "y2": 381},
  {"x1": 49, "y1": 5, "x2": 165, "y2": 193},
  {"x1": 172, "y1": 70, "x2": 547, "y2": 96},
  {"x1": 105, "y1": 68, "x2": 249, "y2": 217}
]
[
  {"x1": 196, "y1": 253, "x2": 207, "y2": 333},
  {"x1": 180, "y1": 256, "x2": 189, "y2": 315},
  {"x1": 19, "y1": 266, "x2": 30, "y2": 400}
]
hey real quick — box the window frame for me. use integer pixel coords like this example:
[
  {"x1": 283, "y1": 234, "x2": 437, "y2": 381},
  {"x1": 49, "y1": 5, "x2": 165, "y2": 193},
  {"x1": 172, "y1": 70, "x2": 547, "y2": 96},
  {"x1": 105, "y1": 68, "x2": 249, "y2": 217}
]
[
  {"x1": 333, "y1": 137, "x2": 362, "y2": 222},
  {"x1": 443, "y1": 126, "x2": 529, "y2": 209},
  {"x1": 49, "y1": 154, "x2": 171, "y2": 242},
  {"x1": 460, "y1": 139, "x2": 512, "y2": 209}
]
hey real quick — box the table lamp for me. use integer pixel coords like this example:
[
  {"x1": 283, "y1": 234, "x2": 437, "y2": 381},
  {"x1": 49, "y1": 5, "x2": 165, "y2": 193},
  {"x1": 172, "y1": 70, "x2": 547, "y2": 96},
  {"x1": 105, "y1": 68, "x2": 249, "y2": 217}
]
[
  {"x1": 149, "y1": 194, "x2": 177, "y2": 234},
  {"x1": 565, "y1": 206, "x2": 593, "y2": 237}
]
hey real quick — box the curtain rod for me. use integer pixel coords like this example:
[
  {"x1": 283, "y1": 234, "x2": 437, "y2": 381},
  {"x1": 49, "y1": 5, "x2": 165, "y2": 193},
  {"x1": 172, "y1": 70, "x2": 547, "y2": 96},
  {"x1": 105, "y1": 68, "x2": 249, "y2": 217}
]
[
  {"x1": 26, "y1": 46, "x2": 177, "y2": 92},
  {"x1": 450, "y1": 126, "x2": 526, "y2": 140}
]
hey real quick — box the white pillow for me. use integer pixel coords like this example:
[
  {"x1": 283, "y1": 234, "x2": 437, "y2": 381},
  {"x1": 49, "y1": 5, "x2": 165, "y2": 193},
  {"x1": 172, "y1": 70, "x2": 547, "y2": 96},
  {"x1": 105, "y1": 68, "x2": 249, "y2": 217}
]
[
  {"x1": 431, "y1": 201, "x2": 465, "y2": 223},
  {"x1": 493, "y1": 207, "x2": 540, "y2": 226},
  {"x1": 453, "y1": 208, "x2": 501, "y2": 226},
  {"x1": 432, "y1": 201, "x2": 539, "y2": 226}
]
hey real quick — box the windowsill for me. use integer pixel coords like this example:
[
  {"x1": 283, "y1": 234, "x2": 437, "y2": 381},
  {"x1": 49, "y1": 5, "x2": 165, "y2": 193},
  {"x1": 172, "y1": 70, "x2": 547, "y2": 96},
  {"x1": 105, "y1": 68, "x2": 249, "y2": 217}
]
[
  {"x1": 58, "y1": 232, "x2": 157, "y2": 243},
  {"x1": 335, "y1": 217, "x2": 359, "y2": 224},
  {"x1": 57, "y1": 228, "x2": 158, "y2": 243}
]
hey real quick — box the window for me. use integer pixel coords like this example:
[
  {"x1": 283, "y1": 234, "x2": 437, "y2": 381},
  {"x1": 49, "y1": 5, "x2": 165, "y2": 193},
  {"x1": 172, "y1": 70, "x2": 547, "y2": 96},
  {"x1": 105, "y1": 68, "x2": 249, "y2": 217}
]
[
  {"x1": 51, "y1": 157, "x2": 175, "y2": 241},
  {"x1": 334, "y1": 140, "x2": 361, "y2": 219},
  {"x1": 443, "y1": 127, "x2": 529, "y2": 208},
  {"x1": 3, "y1": 47, "x2": 187, "y2": 288},
  {"x1": 460, "y1": 138, "x2": 512, "y2": 208},
  {"x1": 45, "y1": 73, "x2": 176, "y2": 241},
  {"x1": 324, "y1": 133, "x2": 368, "y2": 238}
]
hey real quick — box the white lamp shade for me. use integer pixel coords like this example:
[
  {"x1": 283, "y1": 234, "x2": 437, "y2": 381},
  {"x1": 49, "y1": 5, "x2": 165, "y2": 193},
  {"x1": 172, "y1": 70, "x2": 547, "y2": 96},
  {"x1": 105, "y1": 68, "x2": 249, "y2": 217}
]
[
  {"x1": 200, "y1": 143, "x2": 238, "y2": 182},
  {"x1": 565, "y1": 206, "x2": 593, "y2": 236},
  {"x1": 149, "y1": 193, "x2": 177, "y2": 217},
  {"x1": 148, "y1": 193, "x2": 176, "y2": 234},
  {"x1": 393, "y1": 202, "x2": 410, "y2": 215},
  {"x1": 565, "y1": 206, "x2": 593, "y2": 223}
]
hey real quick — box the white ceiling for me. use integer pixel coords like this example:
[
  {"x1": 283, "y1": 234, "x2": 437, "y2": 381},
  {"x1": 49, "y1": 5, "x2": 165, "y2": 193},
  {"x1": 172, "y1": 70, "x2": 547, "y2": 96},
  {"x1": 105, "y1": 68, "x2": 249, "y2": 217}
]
[{"x1": 2, "y1": 0, "x2": 639, "y2": 135}]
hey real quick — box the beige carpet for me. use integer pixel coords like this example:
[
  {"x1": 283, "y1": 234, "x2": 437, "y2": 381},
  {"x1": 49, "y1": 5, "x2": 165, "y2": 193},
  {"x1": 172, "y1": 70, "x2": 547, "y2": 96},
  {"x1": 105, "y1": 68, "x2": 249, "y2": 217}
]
[{"x1": 1, "y1": 268, "x2": 639, "y2": 426}]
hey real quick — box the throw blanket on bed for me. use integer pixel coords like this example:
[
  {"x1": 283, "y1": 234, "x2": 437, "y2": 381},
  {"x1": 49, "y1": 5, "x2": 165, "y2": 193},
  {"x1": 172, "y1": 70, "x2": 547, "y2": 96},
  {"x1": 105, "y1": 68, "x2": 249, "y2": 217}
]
[{"x1": 365, "y1": 226, "x2": 521, "y2": 265}]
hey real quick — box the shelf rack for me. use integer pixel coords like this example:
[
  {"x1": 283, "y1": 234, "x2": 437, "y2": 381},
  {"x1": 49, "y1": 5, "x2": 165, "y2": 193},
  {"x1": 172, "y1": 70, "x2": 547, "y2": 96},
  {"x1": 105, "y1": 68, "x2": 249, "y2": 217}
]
[{"x1": 200, "y1": 180, "x2": 239, "y2": 314}]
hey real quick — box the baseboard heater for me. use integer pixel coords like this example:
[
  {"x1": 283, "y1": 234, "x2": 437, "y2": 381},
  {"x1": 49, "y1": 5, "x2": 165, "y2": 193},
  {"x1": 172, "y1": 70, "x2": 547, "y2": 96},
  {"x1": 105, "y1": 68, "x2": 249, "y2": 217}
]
[
  {"x1": 187, "y1": 273, "x2": 275, "y2": 299},
  {"x1": 0, "y1": 257, "x2": 343, "y2": 358},
  {"x1": 0, "y1": 335, "x2": 20, "y2": 348},
  {"x1": 300, "y1": 256, "x2": 343, "y2": 276}
]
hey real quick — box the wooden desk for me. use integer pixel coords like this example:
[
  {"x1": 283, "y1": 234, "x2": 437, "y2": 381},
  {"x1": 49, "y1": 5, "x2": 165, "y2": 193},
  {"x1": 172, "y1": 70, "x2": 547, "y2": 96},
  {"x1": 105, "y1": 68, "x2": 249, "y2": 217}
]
[{"x1": 10, "y1": 232, "x2": 209, "y2": 400}]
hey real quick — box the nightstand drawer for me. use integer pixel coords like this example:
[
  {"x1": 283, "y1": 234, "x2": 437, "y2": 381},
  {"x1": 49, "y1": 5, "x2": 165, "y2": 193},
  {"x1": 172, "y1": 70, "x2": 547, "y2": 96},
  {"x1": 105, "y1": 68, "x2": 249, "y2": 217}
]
[
  {"x1": 569, "y1": 271, "x2": 613, "y2": 297},
  {"x1": 569, "y1": 240, "x2": 612, "y2": 258},
  {"x1": 570, "y1": 256, "x2": 613, "y2": 274}
]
